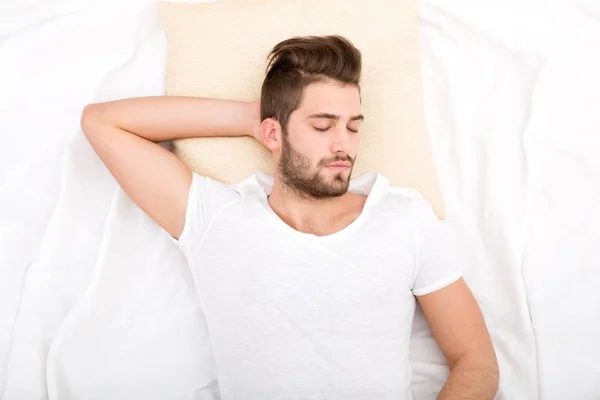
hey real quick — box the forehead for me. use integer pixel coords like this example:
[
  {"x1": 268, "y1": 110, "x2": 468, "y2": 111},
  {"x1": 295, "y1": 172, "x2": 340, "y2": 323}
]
[{"x1": 297, "y1": 81, "x2": 361, "y2": 117}]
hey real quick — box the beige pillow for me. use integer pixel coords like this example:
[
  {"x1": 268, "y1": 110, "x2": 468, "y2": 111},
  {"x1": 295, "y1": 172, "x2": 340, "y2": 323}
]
[{"x1": 160, "y1": 0, "x2": 445, "y2": 218}]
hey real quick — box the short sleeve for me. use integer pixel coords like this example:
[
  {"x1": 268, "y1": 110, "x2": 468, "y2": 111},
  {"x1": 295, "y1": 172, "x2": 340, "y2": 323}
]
[
  {"x1": 411, "y1": 195, "x2": 464, "y2": 296},
  {"x1": 170, "y1": 172, "x2": 239, "y2": 260}
]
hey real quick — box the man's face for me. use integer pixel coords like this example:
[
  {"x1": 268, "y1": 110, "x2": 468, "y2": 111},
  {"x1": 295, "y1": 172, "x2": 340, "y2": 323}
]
[{"x1": 278, "y1": 80, "x2": 363, "y2": 199}]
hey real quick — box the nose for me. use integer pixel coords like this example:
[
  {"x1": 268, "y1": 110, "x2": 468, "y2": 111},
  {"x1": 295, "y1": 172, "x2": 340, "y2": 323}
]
[{"x1": 330, "y1": 125, "x2": 352, "y2": 155}]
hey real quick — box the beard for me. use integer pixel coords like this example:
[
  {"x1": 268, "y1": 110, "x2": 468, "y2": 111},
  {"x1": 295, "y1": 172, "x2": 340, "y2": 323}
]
[{"x1": 278, "y1": 133, "x2": 355, "y2": 200}]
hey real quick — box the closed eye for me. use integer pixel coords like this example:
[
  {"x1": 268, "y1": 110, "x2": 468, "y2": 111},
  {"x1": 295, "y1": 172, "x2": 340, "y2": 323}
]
[{"x1": 313, "y1": 126, "x2": 359, "y2": 133}]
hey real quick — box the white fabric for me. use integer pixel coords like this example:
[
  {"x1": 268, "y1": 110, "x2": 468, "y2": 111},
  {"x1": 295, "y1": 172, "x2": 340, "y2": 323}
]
[
  {"x1": 0, "y1": 2, "x2": 218, "y2": 400},
  {"x1": 171, "y1": 171, "x2": 462, "y2": 400},
  {"x1": 418, "y1": 2, "x2": 600, "y2": 399},
  {"x1": 1, "y1": 1, "x2": 600, "y2": 400}
]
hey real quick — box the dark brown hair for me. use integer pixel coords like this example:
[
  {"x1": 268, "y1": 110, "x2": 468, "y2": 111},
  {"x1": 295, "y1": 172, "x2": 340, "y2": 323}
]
[{"x1": 260, "y1": 35, "x2": 362, "y2": 132}]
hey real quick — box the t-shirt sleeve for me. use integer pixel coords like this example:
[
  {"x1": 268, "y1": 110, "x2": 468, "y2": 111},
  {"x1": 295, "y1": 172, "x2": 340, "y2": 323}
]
[
  {"x1": 411, "y1": 195, "x2": 464, "y2": 296},
  {"x1": 170, "y1": 172, "x2": 239, "y2": 260}
]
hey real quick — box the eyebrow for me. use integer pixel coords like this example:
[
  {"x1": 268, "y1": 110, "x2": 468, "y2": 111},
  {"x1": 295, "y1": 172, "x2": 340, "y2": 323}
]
[{"x1": 307, "y1": 113, "x2": 364, "y2": 121}]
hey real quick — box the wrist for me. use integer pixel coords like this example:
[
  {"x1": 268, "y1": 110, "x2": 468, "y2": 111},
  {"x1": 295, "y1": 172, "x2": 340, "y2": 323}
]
[{"x1": 248, "y1": 100, "x2": 262, "y2": 139}]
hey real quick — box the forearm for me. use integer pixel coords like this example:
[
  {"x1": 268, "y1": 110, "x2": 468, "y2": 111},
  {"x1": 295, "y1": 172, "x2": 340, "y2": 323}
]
[
  {"x1": 82, "y1": 96, "x2": 256, "y2": 142},
  {"x1": 437, "y1": 354, "x2": 499, "y2": 400}
]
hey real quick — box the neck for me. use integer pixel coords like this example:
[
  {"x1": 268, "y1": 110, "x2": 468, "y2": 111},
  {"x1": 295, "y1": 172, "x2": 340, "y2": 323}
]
[{"x1": 268, "y1": 178, "x2": 348, "y2": 233}]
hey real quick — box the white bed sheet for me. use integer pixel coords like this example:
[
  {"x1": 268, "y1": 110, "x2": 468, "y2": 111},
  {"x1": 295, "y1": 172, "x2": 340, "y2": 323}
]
[
  {"x1": 1, "y1": 0, "x2": 599, "y2": 399},
  {"x1": 419, "y1": 1, "x2": 600, "y2": 399}
]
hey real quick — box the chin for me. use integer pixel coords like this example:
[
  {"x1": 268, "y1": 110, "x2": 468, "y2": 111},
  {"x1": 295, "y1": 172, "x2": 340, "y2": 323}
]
[{"x1": 329, "y1": 177, "x2": 351, "y2": 192}]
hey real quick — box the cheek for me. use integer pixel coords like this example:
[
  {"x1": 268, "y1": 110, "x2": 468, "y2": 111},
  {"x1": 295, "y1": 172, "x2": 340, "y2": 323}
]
[{"x1": 297, "y1": 134, "x2": 327, "y2": 158}]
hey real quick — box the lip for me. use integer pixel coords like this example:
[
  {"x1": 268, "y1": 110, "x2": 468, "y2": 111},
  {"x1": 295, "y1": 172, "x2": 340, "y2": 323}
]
[{"x1": 325, "y1": 163, "x2": 351, "y2": 170}]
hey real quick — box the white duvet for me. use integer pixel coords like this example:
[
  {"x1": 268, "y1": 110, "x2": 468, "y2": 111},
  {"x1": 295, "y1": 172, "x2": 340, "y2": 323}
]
[{"x1": 1, "y1": 0, "x2": 599, "y2": 399}]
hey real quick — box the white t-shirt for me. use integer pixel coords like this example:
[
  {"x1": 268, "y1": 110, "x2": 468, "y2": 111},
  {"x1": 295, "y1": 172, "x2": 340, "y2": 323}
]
[{"x1": 172, "y1": 171, "x2": 463, "y2": 400}]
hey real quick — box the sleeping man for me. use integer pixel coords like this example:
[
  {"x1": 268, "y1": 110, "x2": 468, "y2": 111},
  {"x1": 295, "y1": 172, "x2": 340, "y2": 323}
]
[{"x1": 80, "y1": 35, "x2": 499, "y2": 399}]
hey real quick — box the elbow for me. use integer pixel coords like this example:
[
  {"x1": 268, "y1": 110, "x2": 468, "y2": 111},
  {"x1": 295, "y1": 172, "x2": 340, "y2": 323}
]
[
  {"x1": 452, "y1": 350, "x2": 500, "y2": 396},
  {"x1": 80, "y1": 103, "x2": 104, "y2": 137},
  {"x1": 486, "y1": 360, "x2": 500, "y2": 395},
  {"x1": 485, "y1": 349, "x2": 500, "y2": 392}
]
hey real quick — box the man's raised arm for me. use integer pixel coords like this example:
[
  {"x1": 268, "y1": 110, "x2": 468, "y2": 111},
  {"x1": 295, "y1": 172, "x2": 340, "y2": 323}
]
[{"x1": 80, "y1": 96, "x2": 259, "y2": 239}]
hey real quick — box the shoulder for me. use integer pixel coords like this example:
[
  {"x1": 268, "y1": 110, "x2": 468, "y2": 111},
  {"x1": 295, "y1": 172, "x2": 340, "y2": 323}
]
[
  {"x1": 379, "y1": 183, "x2": 436, "y2": 220},
  {"x1": 385, "y1": 186, "x2": 424, "y2": 207},
  {"x1": 230, "y1": 170, "x2": 274, "y2": 200},
  {"x1": 192, "y1": 172, "x2": 238, "y2": 198},
  {"x1": 367, "y1": 181, "x2": 445, "y2": 246},
  {"x1": 355, "y1": 172, "x2": 429, "y2": 210},
  {"x1": 190, "y1": 172, "x2": 242, "y2": 217},
  {"x1": 355, "y1": 171, "x2": 437, "y2": 223}
]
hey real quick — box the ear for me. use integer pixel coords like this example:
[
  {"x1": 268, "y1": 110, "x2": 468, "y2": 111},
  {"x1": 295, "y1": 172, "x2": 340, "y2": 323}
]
[{"x1": 261, "y1": 118, "x2": 282, "y2": 152}]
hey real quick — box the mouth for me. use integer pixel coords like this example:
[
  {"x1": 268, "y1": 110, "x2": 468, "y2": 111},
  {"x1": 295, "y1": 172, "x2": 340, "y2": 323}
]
[{"x1": 325, "y1": 162, "x2": 351, "y2": 171}]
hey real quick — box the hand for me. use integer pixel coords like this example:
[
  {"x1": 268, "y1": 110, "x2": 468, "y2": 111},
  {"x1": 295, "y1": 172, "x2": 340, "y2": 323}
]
[{"x1": 249, "y1": 99, "x2": 264, "y2": 146}]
